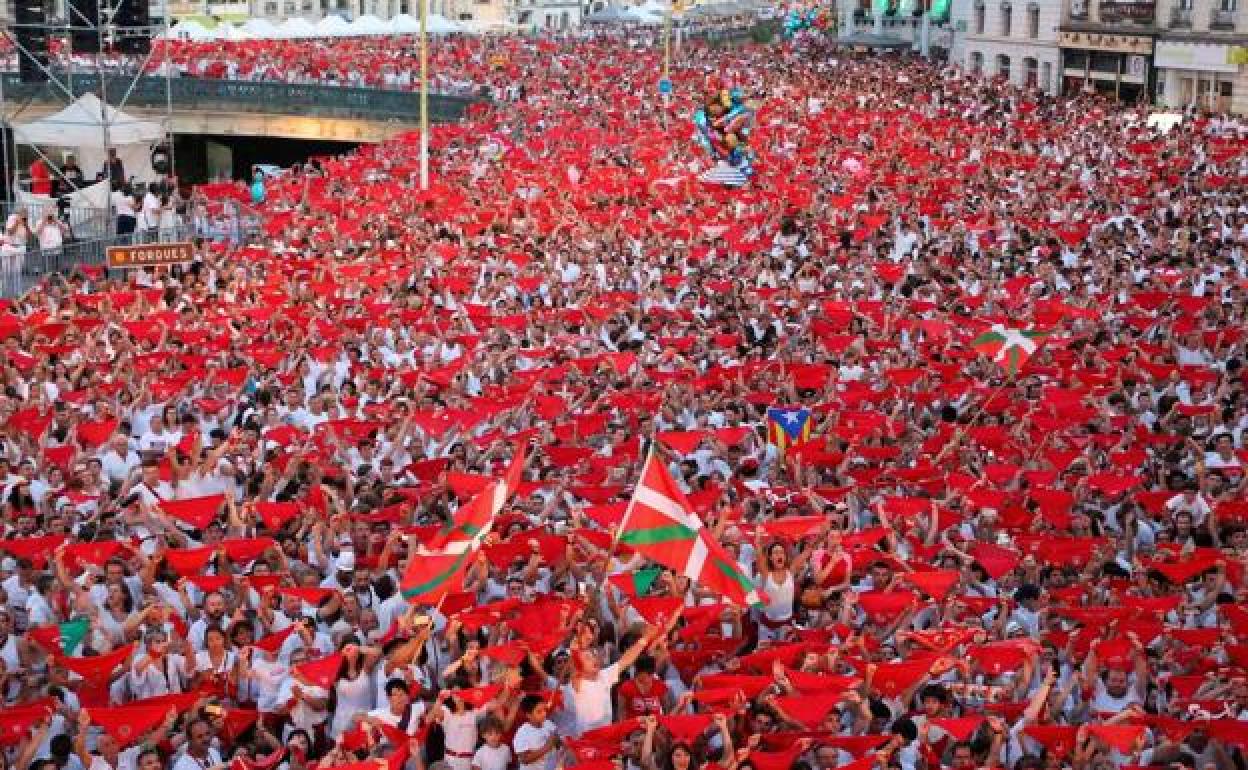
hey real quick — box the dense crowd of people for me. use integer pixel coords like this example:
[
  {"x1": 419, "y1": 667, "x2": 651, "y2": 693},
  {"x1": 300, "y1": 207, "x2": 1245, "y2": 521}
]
[
  {"x1": 149, "y1": 36, "x2": 492, "y2": 94},
  {"x1": 0, "y1": 26, "x2": 1247, "y2": 770}
]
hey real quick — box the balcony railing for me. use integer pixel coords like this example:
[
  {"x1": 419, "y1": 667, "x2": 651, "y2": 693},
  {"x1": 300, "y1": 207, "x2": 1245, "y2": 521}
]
[
  {"x1": 1211, "y1": 7, "x2": 1236, "y2": 27},
  {"x1": 1169, "y1": 5, "x2": 1191, "y2": 25},
  {"x1": 0, "y1": 72, "x2": 482, "y2": 122}
]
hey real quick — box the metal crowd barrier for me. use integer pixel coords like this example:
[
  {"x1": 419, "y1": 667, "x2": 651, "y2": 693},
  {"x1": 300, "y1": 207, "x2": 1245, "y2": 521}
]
[{"x1": 0, "y1": 214, "x2": 260, "y2": 298}]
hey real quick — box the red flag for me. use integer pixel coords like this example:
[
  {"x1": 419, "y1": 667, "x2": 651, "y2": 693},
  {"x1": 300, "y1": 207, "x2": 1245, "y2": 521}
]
[
  {"x1": 0, "y1": 535, "x2": 67, "y2": 568},
  {"x1": 159, "y1": 495, "x2": 225, "y2": 530},
  {"x1": 968, "y1": 542, "x2": 1020, "y2": 579},
  {"x1": 869, "y1": 660, "x2": 931, "y2": 698},
  {"x1": 903, "y1": 570, "x2": 961, "y2": 599},
  {"x1": 785, "y1": 670, "x2": 862, "y2": 694},
  {"x1": 772, "y1": 694, "x2": 842, "y2": 728},
  {"x1": 87, "y1": 703, "x2": 169, "y2": 747},
  {"x1": 930, "y1": 717, "x2": 984, "y2": 741},
  {"x1": 163, "y1": 546, "x2": 217, "y2": 576},
  {"x1": 1086, "y1": 725, "x2": 1145, "y2": 753},
  {"x1": 56, "y1": 643, "x2": 135, "y2": 681},
  {"x1": 292, "y1": 653, "x2": 343, "y2": 689},
  {"x1": 745, "y1": 745, "x2": 806, "y2": 770},
  {"x1": 220, "y1": 538, "x2": 276, "y2": 564},
  {"x1": 274, "y1": 586, "x2": 335, "y2": 605},
  {"x1": 0, "y1": 699, "x2": 55, "y2": 746},
  {"x1": 1024, "y1": 725, "x2": 1078, "y2": 757},
  {"x1": 252, "y1": 625, "x2": 296, "y2": 655},
  {"x1": 627, "y1": 596, "x2": 683, "y2": 626},
  {"x1": 254, "y1": 502, "x2": 301, "y2": 532}
]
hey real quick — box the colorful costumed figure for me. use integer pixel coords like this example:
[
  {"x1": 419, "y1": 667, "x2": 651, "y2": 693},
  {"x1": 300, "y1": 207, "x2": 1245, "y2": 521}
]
[{"x1": 693, "y1": 85, "x2": 757, "y2": 187}]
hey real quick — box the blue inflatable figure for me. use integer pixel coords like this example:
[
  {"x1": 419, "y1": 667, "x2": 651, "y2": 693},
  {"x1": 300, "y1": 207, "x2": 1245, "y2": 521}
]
[{"x1": 250, "y1": 169, "x2": 266, "y2": 205}]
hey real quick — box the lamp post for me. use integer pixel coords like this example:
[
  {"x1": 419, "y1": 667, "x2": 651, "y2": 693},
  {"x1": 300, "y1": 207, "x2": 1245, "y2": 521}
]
[
  {"x1": 419, "y1": 0, "x2": 429, "y2": 190},
  {"x1": 663, "y1": 2, "x2": 672, "y2": 82}
]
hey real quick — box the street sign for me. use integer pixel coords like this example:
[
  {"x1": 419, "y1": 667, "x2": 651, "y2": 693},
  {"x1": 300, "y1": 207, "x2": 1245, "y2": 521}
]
[
  {"x1": 107, "y1": 241, "x2": 195, "y2": 269},
  {"x1": 659, "y1": 77, "x2": 673, "y2": 94}
]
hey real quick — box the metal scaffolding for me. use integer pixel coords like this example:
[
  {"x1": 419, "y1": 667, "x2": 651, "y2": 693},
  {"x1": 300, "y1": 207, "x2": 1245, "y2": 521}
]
[{"x1": 0, "y1": 0, "x2": 175, "y2": 208}]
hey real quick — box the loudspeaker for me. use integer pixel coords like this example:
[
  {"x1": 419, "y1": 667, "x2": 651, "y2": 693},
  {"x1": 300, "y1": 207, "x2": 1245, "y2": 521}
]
[
  {"x1": 114, "y1": 0, "x2": 151, "y2": 54},
  {"x1": 14, "y1": 0, "x2": 49, "y2": 84},
  {"x1": 69, "y1": 0, "x2": 100, "y2": 53}
]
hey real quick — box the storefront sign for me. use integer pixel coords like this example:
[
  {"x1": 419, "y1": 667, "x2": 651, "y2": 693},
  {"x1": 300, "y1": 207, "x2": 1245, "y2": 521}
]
[
  {"x1": 107, "y1": 241, "x2": 195, "y2": 269},
  {"x1": 1155, "y1": 41, "x2": 1238, "y2": 72},
  {"x1": 1059, "y1": 30, "x2": 1153, "y2": 54}
]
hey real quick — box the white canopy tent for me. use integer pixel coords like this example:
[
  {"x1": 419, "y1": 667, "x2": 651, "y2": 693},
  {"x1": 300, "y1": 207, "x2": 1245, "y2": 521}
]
[
  {"x1": 215, "y1": 22, "x2": 255, "y2": 39},
  {"x1": 162, "y1": 13, "x2": 466, "y2": 39},
  {"x1": 276, "y1": 17, "x2": 319, "y2": 37},
  {"x1": 241, "y1": 17, "x2": 282, "y2": 36},
  {"x1": 315, "y1": 14, "x2": 353, "y2": 35},
  {"x1": 165, "y1": 19, "x2": 217, "y2": 39},
  {"x1": 389, "y1": 13, "x2": 422, "y2": 32},
  {"x1": 351, "y1": 13, "x2": 391, "y2": 34},
  {"x1": 12, "y1": 93, "x2": 163, "y2": 184},
  {"x1": 626, "y1": 7, "x2": 664, "y2": 23},
  {"x1": 424, "y1": 14, "x2": 465, "y2": 33}
]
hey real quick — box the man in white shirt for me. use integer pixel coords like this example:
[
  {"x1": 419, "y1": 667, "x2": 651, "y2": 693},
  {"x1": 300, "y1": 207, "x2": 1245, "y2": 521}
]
[
  {"x1": 561, "y1": 624, "x2": 657, "y2": 736},
  {"x1": 171, "y1": 719, "x2": 223, "y2": 770},
  {"x1": 25, "y1": 574, "x2": 58, "y2": 627},
  {"x1": 141, "y1": 189, "x2": 163, "y2": 236},
  {"x1": 137, "y1": 415, "x2": 181, "y2": 456},
  {"x1": 2, "y1": 559, "x2": 35, "y2": 619},
  {"x1": 98, "y1": 434, "x2": 140, "y2": 487},
  {"x1": 359, "y1": 679, "x2": 426, "y2": 741},
  {"x1": 513, "y1": 695, "x2": 559, "y2": 770},
  {"x1": 186, "y1": 591, "x2": 229, "y2": 652},
  {"x1": 1165, "y1": 485, "x2": 1212, "y2": 528}
]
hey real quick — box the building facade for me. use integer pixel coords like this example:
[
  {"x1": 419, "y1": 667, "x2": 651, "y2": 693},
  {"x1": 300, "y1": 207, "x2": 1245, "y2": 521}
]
[
  {"x1": 1152, "y1": 0, "x2": 1247, "y2": 112},
  {"x1": 1056, "y1": 0, "x2": 1158, "y2": 103},
  {"x1": 951, "y1": 0, "x2": 1062, "y2": 92}
]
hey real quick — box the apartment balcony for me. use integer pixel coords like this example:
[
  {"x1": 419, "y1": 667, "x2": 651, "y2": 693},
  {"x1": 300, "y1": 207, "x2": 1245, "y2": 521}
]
[
  {"x1": 1210, "y1": 7, "x2": 1236, "y2": 26},
  {"x1": 1169, "y1": 5, "x2": 1190, "y2": 24}
]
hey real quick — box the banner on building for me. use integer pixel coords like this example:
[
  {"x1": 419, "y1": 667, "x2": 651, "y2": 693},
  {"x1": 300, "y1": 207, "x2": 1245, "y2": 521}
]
[{"x1": 1097, "y1": 0, "x2": 1154, "y2": 22}]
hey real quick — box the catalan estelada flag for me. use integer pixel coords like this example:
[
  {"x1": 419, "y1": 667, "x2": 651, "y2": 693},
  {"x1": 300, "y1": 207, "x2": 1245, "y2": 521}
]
[{"x1": 766, "y1": 406, "x2": 812, "y2": 455}]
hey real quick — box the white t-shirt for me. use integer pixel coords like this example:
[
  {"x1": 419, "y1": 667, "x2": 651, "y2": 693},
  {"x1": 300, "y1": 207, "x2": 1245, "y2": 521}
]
[
  {"x1": 562, "y1": 663, "x2": 619, "y2": 736},
  {"x1": 142, "y1": 193, "x2": 162, "y2": 229},
  {"x1": 129, "y1": 653, "x2": 188, "y2": 699},
  {"x1": 112, "y1": 191, "x2": 136, "y2": 218},
  {"x1": 37, "y1": 221, "x2": 63, "y2": 251},
  {"x1": 171, "y1": 748, "x2": 222, "y2": 770},
  {"x1": 1165, "y1": 492, "x2": 1212, "y2": 527},
  {"x1": 289, "y1": 683, "x2": 329, "y2": 731},
  {"x1": 26, "y1": 592, "x2": 55, "y2": 626},
  {"x1": 513, "y1": 721, "x2": 557, "y2": 770},
  {"x1": 443, "y1": 707, "x2": 486, "y2": 755},
  {"x1": 88, "y1": 746, "x2": 141, "y2": 770},
  {"x1": 365, "y1": 702, "x2": 426, "y2": 736},
  {"x1": 472, "y1": 743, "x2": 512, "y2": 770}
]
